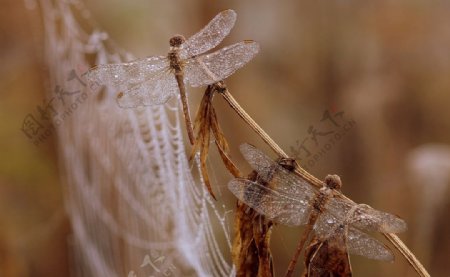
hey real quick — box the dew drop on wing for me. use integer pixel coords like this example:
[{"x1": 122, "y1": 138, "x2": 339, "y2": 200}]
[
  {"x1": 116, "y1": 71, "x2": 178, "y2": 108},
  {"x1": 325, "y1": 198, "x2": 407, "y2": 233},
  {"x1": 184, "y1": 41, "x2": 260, "y2": 87},
  {"x1": 180, "y1": 9, "x2": 237, "y2": 59},
  {"x1": 227, "y1": 178, "x2": 311, "y2": 226},
  {"x1": 239, "y1": 143, "x2": 277, "y2": 180},
  {"x1": 346, "y1": 227, "x2": 394, "y2": 261},
  {"x1": 86, "y1": 56, "x2": 168, "y2": 93},
  {"x1": 314, "y1": 212, "x2": 394, "y2": 261}
]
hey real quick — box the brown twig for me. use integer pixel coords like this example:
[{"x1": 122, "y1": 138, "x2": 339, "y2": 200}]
[
  {"x1": 384, "y1": 233, "x2": 429, "y2": 277},
  {"x1": 216, "y1": 82, "x2": 430, "y2": 277},
  {"x1": 285, "y1": 224, "x2": 314, "y2": 277},
  {"x1": 214, "y1": 82, "x2": 287, "y2": 158}
]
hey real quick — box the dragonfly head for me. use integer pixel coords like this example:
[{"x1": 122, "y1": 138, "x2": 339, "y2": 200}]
[
  {"x1": 324, "y1": 174, "x2": 342, "y2": 190},
  {"x1": 170, "y1": 35, "x2": 186, "y2": 48}
]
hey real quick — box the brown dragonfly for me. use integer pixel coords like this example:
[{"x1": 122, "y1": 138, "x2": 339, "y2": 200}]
[
  {"x1": 228, "y1": 144, "x2": 407, "y2": 276},
  {"x1": 86, "y1": 10, "x2": 259, "y2": 144}
]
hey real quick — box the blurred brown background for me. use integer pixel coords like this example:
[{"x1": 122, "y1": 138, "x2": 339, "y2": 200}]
[{"x1": 1, "y1": 0, "x2": 449, "y2": 276}]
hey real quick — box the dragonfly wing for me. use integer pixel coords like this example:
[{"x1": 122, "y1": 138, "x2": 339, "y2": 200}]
[
  {"x1": 238, "y1": 143, "x2": 317, "y2": 201},
  {"x1": 239, "y1": 143, "x2": 275, "y2": 177},
  {"x1": 116, "y1": 70, "x2": 178, "y2": 108},
  {"x1": 185, "y1": 41, "x2": 259, "y2": 87},
  {"x1": 228, "y1": 178, "x2": 311, "y2": 226},
  {"x1": 86, "y1": 56, "x2": 168, "y2": 91},
  {"x1": 314, "y1": 211, "x2": 339, "y2": 240},
  {"x1": 346, "y1": 227, "x2": 394, "y2": 261},
  {"x1": 180, "y1": 9, "x2": 237, "y2": 59},
  {"x1": 325, "y1": 198, "x2": 407, "y2": 233},
  {"x1": 314, "y1": 212, "x2": 394, "y2": 261}
]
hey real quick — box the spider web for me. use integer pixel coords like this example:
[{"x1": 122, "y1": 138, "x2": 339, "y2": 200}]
[{"x1": 31, "y1": 0, "x2": 234, "y2": 276}]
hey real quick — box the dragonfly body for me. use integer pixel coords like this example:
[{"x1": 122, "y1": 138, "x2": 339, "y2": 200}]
[
  {"x1": 312, "y1": 188, "x2": 332, "y2": 216},
  {"x1": 309, "y1": 175, "x2": 344, "y2": 226},
  {"x1": 286, "y1": 175, "x2": 344, "y2": 277},
  {"x1": 167, "y1": 35, "x2": 195, "y2": 144}
]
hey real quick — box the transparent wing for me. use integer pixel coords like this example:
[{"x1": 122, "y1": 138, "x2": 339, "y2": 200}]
[
  {"x1": 180, "y1": 9, "x2": 237, "y2": 59},
  {"x1": 347, "y1": 227, "x2": 394, "y2": 261},
  {"x1": 238, "y1": 143, "x2": 316, "y2": 199},
  {"x1": 314, "y1": 212, "x2": 394, "y2": 261},
  {"x1": 185, "y1": 41, "x2": 259, "y2": 87},
  {"x1": 86, "y1": 56, "x2": 169, "y2": 91},
  {"x1": 228, "y1": 178, "x2": 312, "y2": 226},
  {"x1": 239, "y1": 143, "x2": 275, "y2": 179},
  {"x1": 325, "y1": 198, "x2": 407, "y2": 234},
  {"x1": 116, "y1": 70, "x2": 178, "y2": 108}
]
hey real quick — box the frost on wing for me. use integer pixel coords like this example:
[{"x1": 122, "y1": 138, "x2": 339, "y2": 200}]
[
  {"x1": 116, "y1": 72, "x2": 178, "y2": 108},
  {"x1": 86, "y1": 56, "x2": 168, "y2": 92},
  {"x1": 181, "y1": 9, "x2": 237, "y2": 59},
  {"x1": 185, "y1": 41, "x2": 260, "y2": 87}
]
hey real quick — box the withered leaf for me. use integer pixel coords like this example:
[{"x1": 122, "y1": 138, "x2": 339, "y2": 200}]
[
  {"x1": 303, "y1": 226, "x2": 352, "y2": 277},
  {"x1": 232, "y1": 172, "x2": 274, "y2": 277},
  {"x1": 190, "y1": 84, "x2": 243, "y2": 199}
]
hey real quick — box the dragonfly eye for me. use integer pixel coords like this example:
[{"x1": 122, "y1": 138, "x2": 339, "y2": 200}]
[
  {"x1": 324, "y1": 174, "x2": 342, "y2": 190},
  {"x1": 169, "y1": 35, "x2": 186, "y2": 47}
]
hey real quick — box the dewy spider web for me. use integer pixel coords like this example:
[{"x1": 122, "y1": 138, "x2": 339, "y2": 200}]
[{"x1": 32, "y1": 0, "x2": 234, "y2": 276}]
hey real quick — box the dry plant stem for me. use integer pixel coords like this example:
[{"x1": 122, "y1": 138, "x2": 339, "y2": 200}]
[
  {"x1": 285, "y1": 224, "x2": 314, "y2": 277},
  {"x1": 175, "y1": 73, "x2": 196, "y2": 145},
  {"x1": 219, "y1": 88, "x2": 287, "y2": 157},
  {"x1": 384, "y1": 233, "x2": 429, "y2": 277},
  {"x1": 219, "y1": 87, "x2": 321, "y2": 188},
  {"x1": 218, "y1": 86, "x2": 430, "y2": 277}
]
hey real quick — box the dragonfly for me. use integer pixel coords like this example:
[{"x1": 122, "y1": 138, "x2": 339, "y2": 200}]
[
  {"x1": 228, "y1": 143, "x2": 407, "y2": 277},
  {"x1": 86, "y1": 10, "x2": 259, "y2": 145}
]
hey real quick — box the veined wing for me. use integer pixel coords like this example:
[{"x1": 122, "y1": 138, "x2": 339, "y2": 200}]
[
  {"x1": 184, "y1": 41, "x2": 259, "y2": 87},
  {"x1": 238, "y1": 143, "x2": 316, "y2": 199},
  {"x1": 325, "y1": 198, "x2": 407, "y2": 234},
  {"x1": 116, "y1": 69, "x2": 178, "y2": 108},
  {"x1": 86, "y1": 56, "x2": 168, "y2": 92},
  {"x1": 228, "y1": 178, "x2": 312, "y2": 226},
  {"x1": 347, "y1": 227, "x2": 393, "y2": 261},
  {"x1": 239, "y1": 143, "x2": 275, "y2": 179},
  {"x1": 314, "y1": 212, "x2": 394, "y2": 261},
  {"x1": 180, "y1": 9, "x2": 237, "y2": 59}
]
